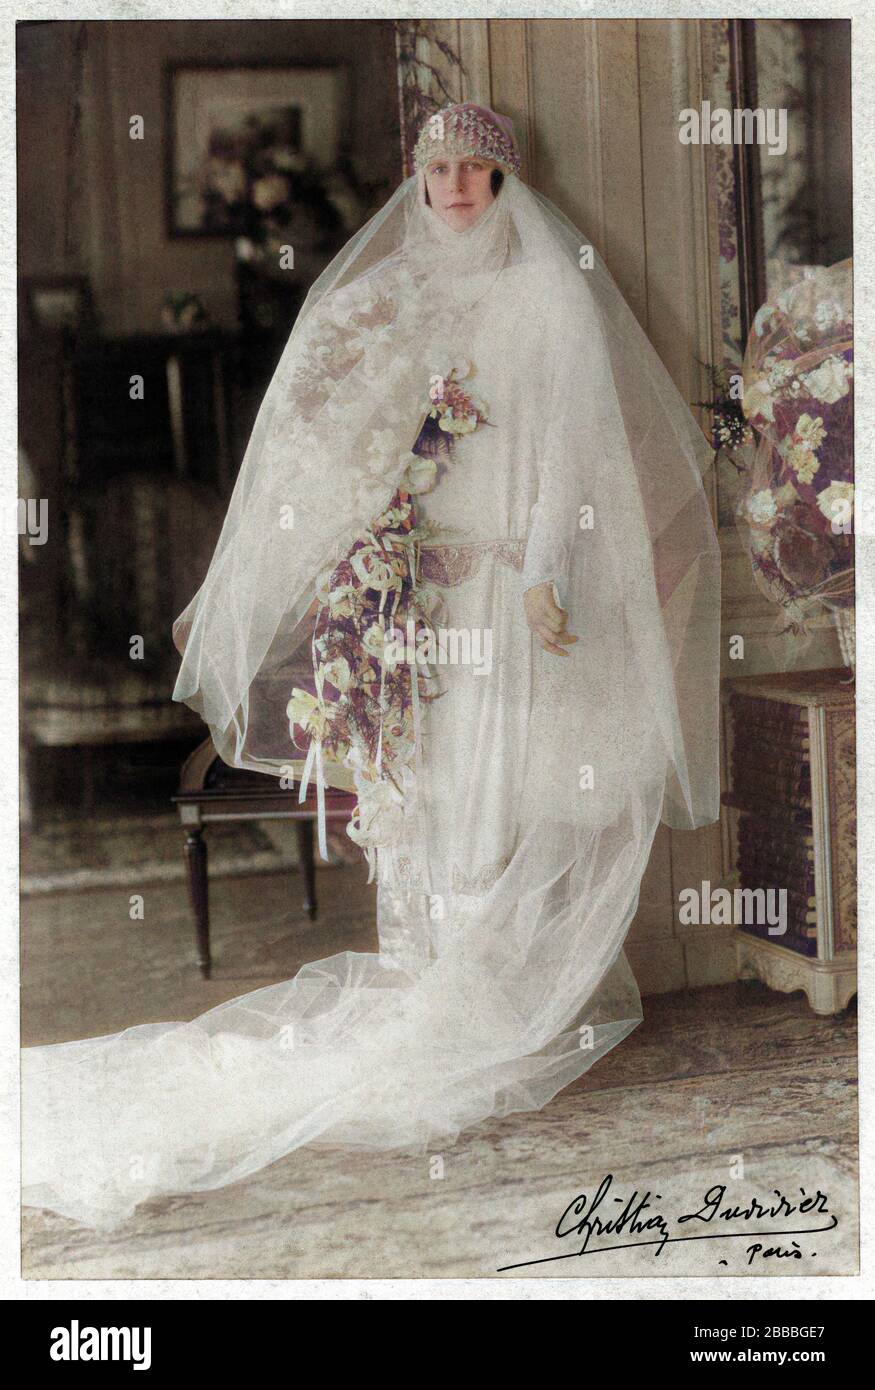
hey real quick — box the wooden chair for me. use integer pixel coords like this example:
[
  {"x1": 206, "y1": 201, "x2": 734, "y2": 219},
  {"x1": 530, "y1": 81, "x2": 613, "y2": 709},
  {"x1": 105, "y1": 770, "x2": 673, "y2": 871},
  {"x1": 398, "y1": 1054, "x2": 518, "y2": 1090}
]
[
  {"x1": 174, "y1": 738, "x2": 357, "y2": 978},
  {"x1": 21, "y1": 471, "x2": 226, "y2": 822},
  {"x1": 19, "y1": 327, "x2": 233, "y2": 823}
]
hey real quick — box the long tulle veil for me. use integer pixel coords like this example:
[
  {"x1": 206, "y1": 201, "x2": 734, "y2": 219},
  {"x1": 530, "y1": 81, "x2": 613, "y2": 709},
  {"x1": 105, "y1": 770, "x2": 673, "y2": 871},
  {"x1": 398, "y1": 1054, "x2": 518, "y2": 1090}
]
[{"x1": 21, "y1": 169, "x2": 720, "y2": 1229}]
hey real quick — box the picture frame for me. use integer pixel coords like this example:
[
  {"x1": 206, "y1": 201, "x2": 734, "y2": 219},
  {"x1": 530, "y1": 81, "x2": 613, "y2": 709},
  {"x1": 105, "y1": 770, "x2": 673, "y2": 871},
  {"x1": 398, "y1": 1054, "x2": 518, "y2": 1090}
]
[{"x1": 165, "y1": 61, "x2": 348, "y2": 239}]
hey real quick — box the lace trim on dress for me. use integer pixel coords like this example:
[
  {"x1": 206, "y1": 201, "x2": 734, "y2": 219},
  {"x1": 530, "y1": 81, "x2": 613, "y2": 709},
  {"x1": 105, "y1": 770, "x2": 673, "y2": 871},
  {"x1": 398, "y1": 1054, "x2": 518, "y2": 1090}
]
[
  {"x1": 452, "y1": 855, "x2": 510, "y2": 895},
  {"x1": 419, "y1": 538, "x2": 527, "y2": 587}
]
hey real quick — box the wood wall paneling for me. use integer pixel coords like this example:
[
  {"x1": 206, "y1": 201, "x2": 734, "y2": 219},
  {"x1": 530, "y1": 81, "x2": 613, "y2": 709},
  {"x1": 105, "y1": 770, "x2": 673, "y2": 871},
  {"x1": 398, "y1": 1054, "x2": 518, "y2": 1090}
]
[
  {"x1": 485, "y1": 19, "x2": 532, "y2": 181},
  {"x1": 494, "y1": 17, "x2": 734, "y2": 992},
  {"x1": 590, "y1": 19, "x2": 648, "y2": 328}
]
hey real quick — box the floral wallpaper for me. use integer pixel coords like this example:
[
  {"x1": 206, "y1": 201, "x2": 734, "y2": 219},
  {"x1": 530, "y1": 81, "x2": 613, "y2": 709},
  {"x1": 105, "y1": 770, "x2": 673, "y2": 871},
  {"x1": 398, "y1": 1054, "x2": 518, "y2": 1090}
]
[
  {"x1": 703, "y1": 18, "x2": 748, "y2": 527},
  {"x1": 755, "y1": 20, "x2": 809, "y2": 288}
]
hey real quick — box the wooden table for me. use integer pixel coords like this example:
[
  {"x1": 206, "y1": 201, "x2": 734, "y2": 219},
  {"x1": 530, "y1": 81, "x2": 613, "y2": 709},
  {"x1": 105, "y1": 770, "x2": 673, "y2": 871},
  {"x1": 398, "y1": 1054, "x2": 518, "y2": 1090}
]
[{"x1": 173, "y1": 738, "x2": 356, "y2": 978}]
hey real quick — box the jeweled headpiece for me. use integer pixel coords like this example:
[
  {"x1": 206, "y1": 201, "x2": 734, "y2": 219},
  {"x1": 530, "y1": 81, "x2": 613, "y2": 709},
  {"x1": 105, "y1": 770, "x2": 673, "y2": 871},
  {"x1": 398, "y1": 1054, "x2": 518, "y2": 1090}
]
[{"x1": 412, "y1": 102, "x2": 521, "y2": 177}]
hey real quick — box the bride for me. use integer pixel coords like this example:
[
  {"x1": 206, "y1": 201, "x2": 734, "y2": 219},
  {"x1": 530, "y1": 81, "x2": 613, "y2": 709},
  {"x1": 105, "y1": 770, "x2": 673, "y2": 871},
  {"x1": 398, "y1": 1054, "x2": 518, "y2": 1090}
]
[{"x1": 22, "y1": 104, "x2": 720, "y2": 1229}]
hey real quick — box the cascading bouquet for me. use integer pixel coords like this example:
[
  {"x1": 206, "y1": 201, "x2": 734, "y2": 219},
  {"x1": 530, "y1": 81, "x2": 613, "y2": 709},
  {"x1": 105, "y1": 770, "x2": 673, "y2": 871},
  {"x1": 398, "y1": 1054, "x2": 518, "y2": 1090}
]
[
  {"x1": 287, "y1": 363, "x2": 489, "y2": 872},
  {"x1": 737, "y1": 260, "x2": 854, "y2": 659}
]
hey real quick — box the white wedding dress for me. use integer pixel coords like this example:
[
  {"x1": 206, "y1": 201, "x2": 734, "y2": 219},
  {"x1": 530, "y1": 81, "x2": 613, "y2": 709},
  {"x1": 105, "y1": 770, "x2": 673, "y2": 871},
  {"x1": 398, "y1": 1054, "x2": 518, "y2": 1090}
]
[
  {"x1": 21, "y1": 171, "x2": 720, "y2": 1229},
  {"x1": 374, "y1": 257, "x2": 665, "y2": 969}
]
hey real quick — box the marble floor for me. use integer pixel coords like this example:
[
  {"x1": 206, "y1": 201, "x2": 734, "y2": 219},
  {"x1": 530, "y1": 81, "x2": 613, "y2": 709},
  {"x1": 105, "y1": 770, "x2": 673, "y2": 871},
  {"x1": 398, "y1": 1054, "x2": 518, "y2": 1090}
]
[{"x1": 21, "y1": 860, "x2": 858, "y2": 1280}]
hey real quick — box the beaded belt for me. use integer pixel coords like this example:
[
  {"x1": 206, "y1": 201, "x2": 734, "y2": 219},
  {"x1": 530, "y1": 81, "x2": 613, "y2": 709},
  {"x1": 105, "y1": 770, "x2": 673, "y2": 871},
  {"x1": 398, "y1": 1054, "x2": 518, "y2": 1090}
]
[{"x1": 418, "y1": 538, "x2": 527, "y2": 587}]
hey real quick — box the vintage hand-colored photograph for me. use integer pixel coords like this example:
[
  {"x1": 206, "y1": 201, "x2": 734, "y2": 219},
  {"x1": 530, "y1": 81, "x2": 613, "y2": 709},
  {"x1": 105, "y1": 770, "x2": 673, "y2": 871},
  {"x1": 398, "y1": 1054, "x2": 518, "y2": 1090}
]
[{"x1": 12, "y1": 4, "x2": 865, "y2": 1296}]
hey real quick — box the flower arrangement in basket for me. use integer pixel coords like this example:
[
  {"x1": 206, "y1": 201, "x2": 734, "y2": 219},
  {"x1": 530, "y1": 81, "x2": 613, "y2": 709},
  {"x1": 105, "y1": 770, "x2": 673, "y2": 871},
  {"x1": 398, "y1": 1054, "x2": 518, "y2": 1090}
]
[{"x1": 737, "y1": 260, "x2": 854, "y2": 664}]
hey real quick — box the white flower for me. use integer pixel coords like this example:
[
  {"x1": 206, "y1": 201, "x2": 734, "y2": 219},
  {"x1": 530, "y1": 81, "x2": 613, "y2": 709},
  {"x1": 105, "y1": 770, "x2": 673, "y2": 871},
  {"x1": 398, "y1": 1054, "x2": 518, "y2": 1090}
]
[
  {"x1": 801, "y1": 355, "x2": 853, "y2": 404},
  {"x1": 785, "y1": 443, "x2": 821, "y2": 485},
  {"x1": 816, "y1": 481, "x2": 854, "y2": 529},
  {"x1": 286, "y1": 688, "x2": 330, "y2": 740},
  {"x1": 361, "y1": 623, "x2": 392, "y2": 664},
  {"x1": 794, "y1": 413, "x2": 827, "y2": 450},
  {"x1": 767, "y1": 359, "x2": 795, "y2": 390},
  {"x1": 320, "y1": 656, "x2": 352, "y2": 693},
  {"x1": 347, "y1": 778, "x2": 405, "y2": 850},
  {"x1": 350, "y1": 543, "x2": 404, "y2": 594},
  {"x1": 814, "y1": 298, "x2": 845, "y2": 333},
  {"x1": 742, "y1": 378, "x2": 776, "y2": 423},
  {"x1": 403, "y1": 453, "x2": 438, "y2": 494},
  {"x1": 251, "y1": 173, "x2": 290, "y2": 214},
  {"x1": 379, "y1": 504, "x2": 413, "y2": 528},
  {"x1": 753, "y1": 303, "x2": 777, "y2": 338},
  {"x1": 439, "y1": 409, "x2": 478, "y2": 437},
  {"x1": 747, "y1": 488, "x2": 778, "y2": 525}
]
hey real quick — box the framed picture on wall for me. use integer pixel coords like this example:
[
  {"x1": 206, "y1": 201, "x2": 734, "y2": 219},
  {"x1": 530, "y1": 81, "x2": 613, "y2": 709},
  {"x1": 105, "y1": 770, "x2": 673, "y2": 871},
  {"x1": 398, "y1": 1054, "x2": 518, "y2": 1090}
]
[{"x1": 165, "y1": 62, "x2": 348, "y2": 238}]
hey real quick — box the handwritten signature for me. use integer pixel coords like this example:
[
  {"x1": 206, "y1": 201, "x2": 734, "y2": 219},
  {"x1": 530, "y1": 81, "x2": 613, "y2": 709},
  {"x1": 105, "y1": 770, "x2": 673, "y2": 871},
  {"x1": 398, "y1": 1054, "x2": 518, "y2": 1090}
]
[{"x1": 497, "y1": 1174, "x2": 837, "y2": 1272}]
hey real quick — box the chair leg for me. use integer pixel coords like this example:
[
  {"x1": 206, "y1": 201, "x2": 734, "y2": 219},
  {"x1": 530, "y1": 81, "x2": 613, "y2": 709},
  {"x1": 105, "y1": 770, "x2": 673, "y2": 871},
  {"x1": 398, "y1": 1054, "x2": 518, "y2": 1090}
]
[
  {"x1": 184, "y1": 827, "x2": 211, "y2": 978},
  {"x1": 297, "y1": 818, "x2": 318, "y2": 920}
]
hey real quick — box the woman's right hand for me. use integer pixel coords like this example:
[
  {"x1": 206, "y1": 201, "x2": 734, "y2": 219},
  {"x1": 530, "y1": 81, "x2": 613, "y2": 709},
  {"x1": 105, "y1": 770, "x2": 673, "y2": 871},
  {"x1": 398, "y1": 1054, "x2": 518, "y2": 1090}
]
[{"x1": 523, "y1": 581, "x2": 579, "y2": 656}]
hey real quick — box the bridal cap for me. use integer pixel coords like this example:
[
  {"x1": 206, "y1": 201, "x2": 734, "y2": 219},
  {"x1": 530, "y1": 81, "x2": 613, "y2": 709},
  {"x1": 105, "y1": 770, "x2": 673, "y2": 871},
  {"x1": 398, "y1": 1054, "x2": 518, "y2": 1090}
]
[{"x1": 412, "y1": 102, "x2": 521, "y2": 176}]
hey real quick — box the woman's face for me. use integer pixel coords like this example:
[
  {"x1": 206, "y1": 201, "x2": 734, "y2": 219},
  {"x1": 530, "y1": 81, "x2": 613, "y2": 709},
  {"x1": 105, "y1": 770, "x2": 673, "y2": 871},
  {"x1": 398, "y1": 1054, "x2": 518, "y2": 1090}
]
[{"x1": 424, "y1": 156, "x2": 498, "y2": 231}]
